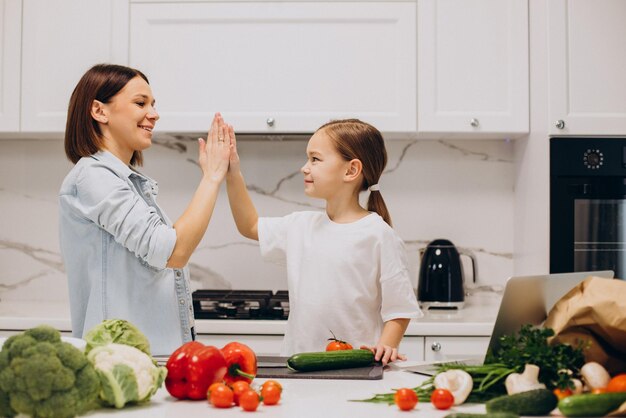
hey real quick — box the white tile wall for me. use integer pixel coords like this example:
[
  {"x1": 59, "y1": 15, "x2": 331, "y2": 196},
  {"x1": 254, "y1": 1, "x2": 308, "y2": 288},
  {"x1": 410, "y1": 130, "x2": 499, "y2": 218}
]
[{"x1": 0, "y1": 135, "x2": 514, "y2": 303}]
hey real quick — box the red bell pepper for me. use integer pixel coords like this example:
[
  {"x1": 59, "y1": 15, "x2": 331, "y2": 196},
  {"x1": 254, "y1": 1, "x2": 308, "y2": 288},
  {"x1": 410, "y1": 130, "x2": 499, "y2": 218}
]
[
  {"x1": 221, "y1": 342, "x2": 257, "y2": 385},
  {"x1": 165, "y1": 341, "x2": 227, "y2": 400}
]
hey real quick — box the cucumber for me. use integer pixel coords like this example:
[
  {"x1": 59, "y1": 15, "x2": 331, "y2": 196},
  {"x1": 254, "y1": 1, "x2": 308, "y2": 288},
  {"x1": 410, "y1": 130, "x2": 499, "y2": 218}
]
[
  {"x1": 444, "y1": 413, "x2": 519, "y2": 418},
  {"x1": 287, "y1": 349, "x2": 375, "y2": 372},
  {"x1": 486, "y1": 389, "x2": 558, "y2": 416},
  {"x1": 558, "y1": 392, "x2": 626, "y2": 417}
]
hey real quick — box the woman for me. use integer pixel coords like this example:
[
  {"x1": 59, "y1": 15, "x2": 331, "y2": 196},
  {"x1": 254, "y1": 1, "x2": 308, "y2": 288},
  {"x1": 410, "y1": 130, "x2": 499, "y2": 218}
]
[{"x1": 59, "y1": 64, "x2": 231, "y2": 355}]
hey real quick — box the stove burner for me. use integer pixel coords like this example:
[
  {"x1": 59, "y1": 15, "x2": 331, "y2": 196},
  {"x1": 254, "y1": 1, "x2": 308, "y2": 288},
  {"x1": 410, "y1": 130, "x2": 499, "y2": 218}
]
[{"x1": 192, "y1": 290, "x2": 289, "y2": 320}]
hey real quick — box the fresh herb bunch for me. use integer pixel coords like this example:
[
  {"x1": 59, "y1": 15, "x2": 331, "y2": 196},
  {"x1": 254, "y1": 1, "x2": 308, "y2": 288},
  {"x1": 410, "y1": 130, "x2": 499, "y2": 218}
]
[{"x1": 486, "y1": 324, "x2": 585, "y2": 390}]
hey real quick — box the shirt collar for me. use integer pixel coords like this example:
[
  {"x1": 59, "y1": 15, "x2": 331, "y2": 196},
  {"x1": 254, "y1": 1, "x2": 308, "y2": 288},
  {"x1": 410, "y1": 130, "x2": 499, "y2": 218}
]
[{"x1": 91, "y1": 149, "x2": 140, "y2": 180}]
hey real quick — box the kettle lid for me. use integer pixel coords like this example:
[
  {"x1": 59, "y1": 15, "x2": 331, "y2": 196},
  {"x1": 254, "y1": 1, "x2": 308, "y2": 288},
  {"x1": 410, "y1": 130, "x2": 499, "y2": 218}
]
[{"x1": 427, "y1": 238, "x2": 456, "y2": 248}]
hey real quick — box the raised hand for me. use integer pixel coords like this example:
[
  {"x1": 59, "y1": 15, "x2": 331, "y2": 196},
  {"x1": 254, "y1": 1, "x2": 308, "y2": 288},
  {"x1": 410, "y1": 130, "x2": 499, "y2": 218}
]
[{"x1": 198, "y1": 113, "x2": 231, "y2": 183}]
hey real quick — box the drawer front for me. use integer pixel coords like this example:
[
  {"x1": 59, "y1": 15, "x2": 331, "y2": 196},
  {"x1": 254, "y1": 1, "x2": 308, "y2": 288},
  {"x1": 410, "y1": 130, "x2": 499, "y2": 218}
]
[
  {"x1": 195, "y1": 334, "x2": 284, "y2": 356},
  {"x1": 424, "y1": 336, "x2": 490, "y2": 363}
]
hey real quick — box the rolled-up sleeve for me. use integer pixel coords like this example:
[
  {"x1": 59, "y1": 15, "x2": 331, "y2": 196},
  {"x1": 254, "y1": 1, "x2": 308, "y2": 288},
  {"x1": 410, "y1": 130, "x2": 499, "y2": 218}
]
[{"x1": 72, "y1": 165, "x2": 176, "y2": 269}]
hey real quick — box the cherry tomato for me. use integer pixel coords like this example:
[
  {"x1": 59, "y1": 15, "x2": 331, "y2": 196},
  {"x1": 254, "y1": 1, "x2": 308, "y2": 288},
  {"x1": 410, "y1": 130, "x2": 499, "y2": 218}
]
[
  {"x1": 394, "y1": 388, "x2": 418, "y2": 411},
  {"x1": 261, "y1": 384, "x2": 282, "y2": 405},
  {"x1": 431, "y1": 388, "x2": 454, "y2": 410},
  {"x1": 553, "y1": 388, "x2": 573, "y2": 400},
  {"x1": 239, "y1": 389, "x2": 261, "y2": 412},
  {"x1": 230, "y1": 380, "x2": 250, "y2": 405},
  {"x1": 261, "y1": 379, "x2": 283, "y2": 393},
  {"x1": 209, "y1": 383, "x2": 234, "y2": 408}
]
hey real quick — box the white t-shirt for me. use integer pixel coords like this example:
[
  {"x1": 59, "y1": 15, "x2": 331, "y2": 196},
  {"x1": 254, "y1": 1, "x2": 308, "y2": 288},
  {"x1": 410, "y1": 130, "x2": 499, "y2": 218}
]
[{"x1": 258, "y1": 211, "x2": 423, "y2": 355}]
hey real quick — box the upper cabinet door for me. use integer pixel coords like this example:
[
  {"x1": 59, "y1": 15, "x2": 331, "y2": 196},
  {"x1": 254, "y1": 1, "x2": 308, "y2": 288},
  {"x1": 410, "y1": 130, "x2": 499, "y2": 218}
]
[
  {"x1": 0, "y1": 0, "x2": 21, "y2": 132},
  {"x1": 21, "y1": 0, "x2": 129, "y2": 133},
  {"x1": 418, "y1": 0, "x2": 529, "y2": 138},
  {"x1": 549, "y1": 0, "x2": 626, "y2": 136},
  {"x1": 129, "y1": 2, "x2": 417, "y2": 134}
]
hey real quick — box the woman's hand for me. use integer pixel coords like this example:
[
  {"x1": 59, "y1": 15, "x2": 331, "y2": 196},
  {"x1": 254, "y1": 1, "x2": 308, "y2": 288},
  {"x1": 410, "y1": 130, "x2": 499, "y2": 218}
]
[
  {"x1": 198, "y1": 113, "x2": 231, "y2": 183},
  {"x1": 360, "y1": 344, "x2": 407, "y2": 366}
]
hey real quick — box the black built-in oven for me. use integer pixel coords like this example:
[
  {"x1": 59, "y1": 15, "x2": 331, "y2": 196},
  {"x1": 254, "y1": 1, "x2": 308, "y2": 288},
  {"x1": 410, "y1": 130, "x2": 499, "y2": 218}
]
[{"x1": 551, "y1": 137, "x2": 626, "y2": 279}]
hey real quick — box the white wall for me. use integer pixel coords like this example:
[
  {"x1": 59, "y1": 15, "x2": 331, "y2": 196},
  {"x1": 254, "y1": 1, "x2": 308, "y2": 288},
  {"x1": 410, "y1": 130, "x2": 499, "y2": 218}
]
[{"x1": 0, "y1": 135, "x2": 515, "y2": 303}]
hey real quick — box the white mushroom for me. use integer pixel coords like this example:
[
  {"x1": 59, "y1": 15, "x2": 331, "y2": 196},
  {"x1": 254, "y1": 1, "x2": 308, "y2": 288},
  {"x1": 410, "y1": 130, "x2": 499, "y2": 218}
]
[
  {"x1": 571, "y1": 378, "x2": 583, "y2": 395},
  {"x1": 580, "y1": 362, "x2": 611, "y2": 390},
  {"x1": 504, "y1": 364, "x2": 547, "y2": 395},
  {"x1": 434, "y1": 369, "x2": 473, "y2": 405}
]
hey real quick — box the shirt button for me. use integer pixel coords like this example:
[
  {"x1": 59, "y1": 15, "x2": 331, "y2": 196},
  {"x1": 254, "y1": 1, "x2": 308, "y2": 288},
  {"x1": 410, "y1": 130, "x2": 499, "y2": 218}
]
[
  {"x1": 175, "y1": 271, "x2": 182, "y2": 278},
  {"x1": 179, "y1": 299, "x2": 185, "y2": 305},
  {"x1": 144, "y1": 192, "x2": 150, "y2": 197}
]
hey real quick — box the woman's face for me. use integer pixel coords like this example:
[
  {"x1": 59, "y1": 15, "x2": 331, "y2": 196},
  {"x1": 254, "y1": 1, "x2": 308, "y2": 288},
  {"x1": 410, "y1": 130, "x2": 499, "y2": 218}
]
[
  {"x1": 102, "y1": 76, "x2": 159, "y2": 155},
  {"x1": 300, "y1": 129, "x2": 350, "y2": 199}
]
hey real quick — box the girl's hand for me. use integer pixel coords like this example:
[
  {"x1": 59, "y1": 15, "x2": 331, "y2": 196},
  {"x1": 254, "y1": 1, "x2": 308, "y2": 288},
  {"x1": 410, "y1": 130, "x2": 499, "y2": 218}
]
[
  {"x1": 225, "y1": 123, "x2": 241, "y2": 176},
  {"x1": 360, "y1": 344, "x2": 407, "y2": 366},
  {"x1": 198, "y1": 113, "x2": 231, "y2": 183}
]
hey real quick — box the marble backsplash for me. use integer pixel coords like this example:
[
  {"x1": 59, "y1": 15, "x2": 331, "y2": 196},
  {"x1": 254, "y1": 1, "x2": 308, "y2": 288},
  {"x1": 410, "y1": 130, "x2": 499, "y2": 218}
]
[{"x1": 0, "y1": 136, "x2": 514, "y2": 303}]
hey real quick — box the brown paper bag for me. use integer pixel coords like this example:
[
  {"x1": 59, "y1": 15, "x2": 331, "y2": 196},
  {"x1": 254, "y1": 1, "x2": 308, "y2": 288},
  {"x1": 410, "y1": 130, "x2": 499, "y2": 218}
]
[{"x1": 544, "y1": 276, "x2": 626, "y2": 375}]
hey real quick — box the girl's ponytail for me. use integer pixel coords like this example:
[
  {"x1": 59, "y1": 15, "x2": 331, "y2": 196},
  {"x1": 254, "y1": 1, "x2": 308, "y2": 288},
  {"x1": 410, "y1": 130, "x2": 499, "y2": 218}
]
[{"x1": 367, "y1": 189, "x2": 392, "y2": 226}]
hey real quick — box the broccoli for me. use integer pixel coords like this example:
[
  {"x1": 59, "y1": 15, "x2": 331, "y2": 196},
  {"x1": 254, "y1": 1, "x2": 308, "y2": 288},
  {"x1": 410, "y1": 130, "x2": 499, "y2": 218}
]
[{"x1": 0, "y1": 325, "x2": 100, "y2": 418}]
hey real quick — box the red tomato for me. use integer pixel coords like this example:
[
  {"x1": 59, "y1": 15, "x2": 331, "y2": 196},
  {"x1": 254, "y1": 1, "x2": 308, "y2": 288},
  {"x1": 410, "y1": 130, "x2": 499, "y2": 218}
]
[
  {"x1": 326, "y1": 331, "x2": 353, "y2": 351},
  {"x1": 607, "y1": 374, "x2": 626, "y2": 392},
  {"x1": 230, "y1": 380, "x2": 250, "y2": 405},
  {"x1": 261, "y1": 384, "x2": 282, "y2": 405},
  {"x1": 209, "y1": 383, "x2": 234, "y2": 408},
  {"x1": 261, "y1": 379, "x2": 283, "y2": 393},
  {"x1": 239, "y1": 389, "x2": 261, "y2": 412},
  {"x1": 553, "y1": 388, "x2": 573, "y2": 400},
  {"x1": 394, "y1": 388, "x2": 418, "y2": 411},
  {"x1": 431, "y1": 388, "x2": 454, "y2": 410}
]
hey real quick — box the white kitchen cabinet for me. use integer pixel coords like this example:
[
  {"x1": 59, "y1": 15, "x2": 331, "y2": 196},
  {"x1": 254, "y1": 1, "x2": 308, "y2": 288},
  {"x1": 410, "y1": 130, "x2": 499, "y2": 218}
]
[
  {"x1": 129, "y1": 2, "x2": 416, "y2": 134},
  {"x1": 548, "y1": 0, "x2": 626, "y2": 136},
  {"x1": 417, "y1": 0, "x2": 529, "y2": 138},
  {"x1": 399, "y1": 336, "x2": 425, "y2": 362},
  {"x1": 195, "y1": 334, "x2": 284, "y2": 356},
  {"x1": 20, "y1": 0, "x2": 129, "y2": 133},
  {"x1": 0, "y1": 0, "x2": 21, "y2": 132},
  {"x1": 424, "y1": 336, "x2": 490, "y2": 363}
]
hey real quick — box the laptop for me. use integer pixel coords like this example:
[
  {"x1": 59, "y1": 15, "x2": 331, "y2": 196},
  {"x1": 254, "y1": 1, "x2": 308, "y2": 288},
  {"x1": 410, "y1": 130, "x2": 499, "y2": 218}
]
[{"x1": 406, "y1": 270, "x2": 615, "y2": 375}]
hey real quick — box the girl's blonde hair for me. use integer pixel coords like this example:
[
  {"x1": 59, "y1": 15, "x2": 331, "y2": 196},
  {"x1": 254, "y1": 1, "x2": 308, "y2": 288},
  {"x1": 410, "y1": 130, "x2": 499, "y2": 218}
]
[{"x1": 317, "y1": 119, "x2": 392, "y2": 226}]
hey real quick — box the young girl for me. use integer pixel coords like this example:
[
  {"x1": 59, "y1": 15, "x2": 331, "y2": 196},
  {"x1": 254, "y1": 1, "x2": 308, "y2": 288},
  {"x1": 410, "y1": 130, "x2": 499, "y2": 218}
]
[
  {"x1": 59, "y1": 64, "x2": 231, "y2": 355},
  {"x1": 225, "y1": 119, "x2": 422, "y2": 364}
]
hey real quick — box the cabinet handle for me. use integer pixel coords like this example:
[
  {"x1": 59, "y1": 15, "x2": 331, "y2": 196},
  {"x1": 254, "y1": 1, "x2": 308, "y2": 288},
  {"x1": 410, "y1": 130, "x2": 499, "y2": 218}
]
[
  {"x1": 266, "y1": 117, "x2": 275, "y2": 127},
  {"x1": 555, "y1": 119, "x2": 566, "y2": 129},
  {"x1": 470, "y1": 118, "x2": 479, "y2": 128},
  {"x1": 431, "y1": 341, "x2": 442, "y2": 352}
]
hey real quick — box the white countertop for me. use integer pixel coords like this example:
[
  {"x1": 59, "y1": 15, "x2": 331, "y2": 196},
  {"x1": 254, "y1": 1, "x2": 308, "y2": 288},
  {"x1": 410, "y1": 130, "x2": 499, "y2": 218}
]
[
  {"x1": 84, "y1": 368, "x2": 489, "y2": 418},
  {"x1": 0, "y1": 291, "x2": 501, "y2": 337}
]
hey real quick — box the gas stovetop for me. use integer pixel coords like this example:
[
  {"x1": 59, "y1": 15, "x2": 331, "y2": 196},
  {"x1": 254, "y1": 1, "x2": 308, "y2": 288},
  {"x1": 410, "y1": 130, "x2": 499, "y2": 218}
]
[{"x1": 192, "y1": 290, "x2": 289, "y2": 320}]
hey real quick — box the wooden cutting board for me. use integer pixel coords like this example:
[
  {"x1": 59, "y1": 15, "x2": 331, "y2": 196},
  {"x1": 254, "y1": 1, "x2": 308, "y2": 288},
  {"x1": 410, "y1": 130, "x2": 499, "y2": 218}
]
[{"x1": 255, "y1": 356, "x2": 384, "y2": 380}]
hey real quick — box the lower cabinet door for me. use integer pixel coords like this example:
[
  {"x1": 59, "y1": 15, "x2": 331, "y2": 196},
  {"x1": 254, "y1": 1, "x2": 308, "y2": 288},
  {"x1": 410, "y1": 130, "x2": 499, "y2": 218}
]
[
  {"x1": 398, "y1": 336, "x2": 425, "y2": 362},
  {"x1": 424, "y1": 336, "x2": 490, "y2": 363},
  {"x1": 195, "y1": 334, "x2": 284, "y2": 356}
]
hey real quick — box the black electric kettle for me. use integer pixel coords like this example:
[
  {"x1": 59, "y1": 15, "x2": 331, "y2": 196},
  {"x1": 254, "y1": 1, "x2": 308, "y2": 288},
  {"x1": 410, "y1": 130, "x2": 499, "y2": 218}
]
[{"x1": 417, "y1": 239, "x2": 477, "y2": 309}]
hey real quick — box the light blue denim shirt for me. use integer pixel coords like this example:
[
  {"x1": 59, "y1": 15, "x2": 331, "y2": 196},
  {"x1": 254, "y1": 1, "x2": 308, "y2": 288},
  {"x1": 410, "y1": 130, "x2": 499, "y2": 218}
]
[{"x1": 59, "y1": 150, "x2": 194, "y2": 355}]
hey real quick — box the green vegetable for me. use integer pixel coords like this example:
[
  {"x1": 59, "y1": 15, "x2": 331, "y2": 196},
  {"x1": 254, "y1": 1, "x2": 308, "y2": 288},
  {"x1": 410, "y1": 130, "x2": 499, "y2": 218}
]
[
  {"x1": 0, "y1": 325, "x2": 100, "y2": 418},
  {"x1": 486, "y1": 388, "x2": 557, "y2": 416},
  {"x1": 486, "y1": 325, "x2": 585, "y2": 390},
  {"x1": 558, "y1": 392, "x2": 626, "y2": 417},
  {"x1": 444, "y1": 413, "x2": 519, "y2": 418},
  {"x1": 87, "y1": 343, "x2": 167, "y2": 408},
  {"x1": 84, "y1": 319, "x2": 151, "y2": 356},
  {"x1": 287, "y1": 349, "x2": 375, "y2": 371}
]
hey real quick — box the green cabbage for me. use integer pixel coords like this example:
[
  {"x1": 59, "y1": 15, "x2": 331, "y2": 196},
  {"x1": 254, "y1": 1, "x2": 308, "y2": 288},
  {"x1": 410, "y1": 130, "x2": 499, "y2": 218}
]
[{"x1": 84, "y1": 319, "x2": 151, "y2": 356}]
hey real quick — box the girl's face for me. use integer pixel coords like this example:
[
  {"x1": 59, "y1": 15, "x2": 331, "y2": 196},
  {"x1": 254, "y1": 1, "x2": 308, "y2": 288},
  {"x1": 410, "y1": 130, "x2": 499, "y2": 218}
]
[
  {"x1": 101, "y1": 76, "x2": 159, "y2": 156},
  {"x1": 301, "y1": 129, "x2": 351, "y2": 199}
]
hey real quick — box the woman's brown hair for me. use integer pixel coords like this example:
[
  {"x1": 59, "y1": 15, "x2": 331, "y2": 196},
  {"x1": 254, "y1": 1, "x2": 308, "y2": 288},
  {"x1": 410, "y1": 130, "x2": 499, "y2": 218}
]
[
  {"x1": 318, "y1": 119, "x2": 392, "y2": 226},
  {"x1": 64, "y1": 64, "x2": 149, "y2": 166}
]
